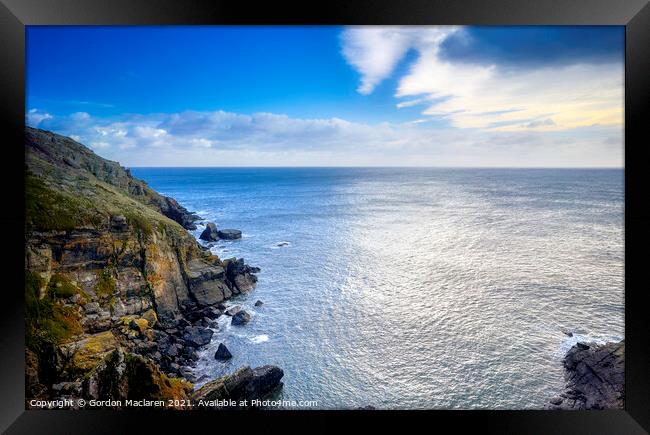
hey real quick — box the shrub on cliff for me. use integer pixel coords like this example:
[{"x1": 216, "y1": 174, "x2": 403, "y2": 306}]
[
  {"x1": 47, "y1": 273, "x2": 88, "y2": 301},
  {"x1": 26, "y1": 271, "x2": 84, "y2": 388},
  {"x1": 25, "y1": 271, "x2": 83, "y2": 353}
]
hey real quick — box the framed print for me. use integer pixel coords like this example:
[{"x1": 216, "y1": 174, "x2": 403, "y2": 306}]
[{"x1": 1, "y1": 0, "x2": 649, "y2": 433}]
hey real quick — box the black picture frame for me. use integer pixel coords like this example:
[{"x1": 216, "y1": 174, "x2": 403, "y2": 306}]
[{"x1": 1, "y1": 0, "x2": 648, "y2": 432}]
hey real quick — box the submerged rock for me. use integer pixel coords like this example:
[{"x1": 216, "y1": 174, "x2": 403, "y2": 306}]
[
  {"x1": 547, "y1": 340, "x2": 624, "y2": 410},
  {"x1": 254, "y1": 300, "x2": 264, "y2": 307},
  {"x1": 231, "y1": 310, "x2": 251, "y2": 326},
  {"x1": 192, "y1": 365, "x2": 284, "y2": 405},
  {"x1": 199, "y1": 222, "x2": 219, "y2": 241},
  {"x1": 214, "y1": 343, "x2": 233, "y2": 360}
]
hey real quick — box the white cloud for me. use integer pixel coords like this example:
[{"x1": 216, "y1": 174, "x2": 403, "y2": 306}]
[
  {"x1": 341, "y1": 26, "x2": 624, "y2": 132},
  {"x1": 341, "y1": 26, "x2": 458, "y2": 94},
  {"x1": 26, "y1": 108, "x2": 53, "y2": 126},
  {"x1": 25, "y1": 109, "x2": 623, "y2": 167}
]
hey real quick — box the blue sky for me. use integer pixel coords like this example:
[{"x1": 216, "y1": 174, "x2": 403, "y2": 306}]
[{"x1": 26, "y1": 26, "x2": 624, "y2": 167}]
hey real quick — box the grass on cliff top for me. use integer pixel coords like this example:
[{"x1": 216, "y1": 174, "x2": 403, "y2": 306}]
[
  {"x1": 26, "y1": 170, "x2": 194, "y2": 248},
  {"x1": 25, "y1": 173, "x2": 103, "y2": 231}
]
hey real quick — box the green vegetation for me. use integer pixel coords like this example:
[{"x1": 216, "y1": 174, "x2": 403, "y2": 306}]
[
  {"x1": 124, "y1": 211, "x2": 153, "y2": 239},
  {"x1": 94, "y1": 267, "x2": 117, "y2": 298},
  {"x1": 47, "y1": 273, "x2": 87, "y2": 300},
  {"x1": 25, "y1": 271, "x2": 83, "y2": 352},
  {"x1": 25, "y1": 173, "x2": 103, "y2": 231}
]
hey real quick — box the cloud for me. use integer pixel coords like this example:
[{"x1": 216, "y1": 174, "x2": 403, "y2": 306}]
[
  {"x1": 525, "y1": 118, "x2": 556, "y2": 129},
  {"x1": 341, "y1": 26, "x2": 623, "y2": 132},
  {"x1": 26, "y1": 109, "x2": 623, "y2": 167},
  {"x1": 341, "y1": 26, "x2": 458, "y2": 95},
  {"x1": 26, "y1": 108, "x2": 53, "y2": 126}
]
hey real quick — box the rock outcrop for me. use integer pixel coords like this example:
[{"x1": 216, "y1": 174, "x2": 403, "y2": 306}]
[
  {"x1": 199, "y1": 223, "x2": 242, "y2": 241},
  {"x1": 547, "y1": 340, "x2": 624, "y2": 410},
  {"x1": 192, "y1": 365, "x2": 284, "y2": 405},
  {"x1": 225, "y1": 258, "x2": 260, "y2": 293},
  {"x1": 199, "y1": 223, "x2": 219, "y2": 241},
  {"x1": 24, "y1": 128, "x2": 273, "y2": 407}
]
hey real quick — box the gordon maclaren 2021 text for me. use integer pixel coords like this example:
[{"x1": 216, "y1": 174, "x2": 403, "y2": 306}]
[{"x1": 28, "y1": 398, "x2": 319, "y2": 409}]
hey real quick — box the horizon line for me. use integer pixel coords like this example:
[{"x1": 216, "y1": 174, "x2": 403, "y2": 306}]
[{"x1": 127, "y1": 165, "x2": 624, "y2": 169}]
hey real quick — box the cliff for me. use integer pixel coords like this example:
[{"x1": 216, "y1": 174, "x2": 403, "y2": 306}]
[
  {"x1": 24, "y1": 128, "x2": 279, "y2": 407},
  {"x1": 547, "y1": 340, "x2": 624, "y2": 410}
]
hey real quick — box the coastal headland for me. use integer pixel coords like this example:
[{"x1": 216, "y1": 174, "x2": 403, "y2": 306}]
[{"x1": 25, "y1": 127, "x2": 282, "y2": 408}]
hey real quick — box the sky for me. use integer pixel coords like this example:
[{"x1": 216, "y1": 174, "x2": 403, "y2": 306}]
[{"x1": 26, "y1": 26, "x2": 624, "y2": 167}]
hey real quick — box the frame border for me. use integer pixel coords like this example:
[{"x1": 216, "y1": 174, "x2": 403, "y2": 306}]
[{"x1": 1, "y1": 0, "x2": 648, "y2": 432}]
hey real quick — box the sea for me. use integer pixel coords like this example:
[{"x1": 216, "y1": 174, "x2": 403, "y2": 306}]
[{"x1": 130, "y1": 167, "x2": 624, "y2": 409}]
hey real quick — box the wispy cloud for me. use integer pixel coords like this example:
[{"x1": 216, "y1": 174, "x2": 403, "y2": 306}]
[
  {"x1": 341, "y1": 26, "x2": 623, "y2": 132},
  {"x1": 28, "y1": 97, "x2": 115, "y2": 108}
]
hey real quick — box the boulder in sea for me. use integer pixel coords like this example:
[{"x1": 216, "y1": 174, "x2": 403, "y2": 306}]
[
  {"x1": 231, "y1": 310, "x2": 251, "y2": 326},
  {"x1": 217, "y1": 229, "x2": 242, "y2": 240},
  {"x1": 182, "y1": 326, "x2": 214, "y2": 347},
  {"x1": 214, "y1": 343, "x2": 233, "y2": 360},
  {"x1": 199, "y1": 222, "x2": 219, "y2": 241},
  {"x1": 254, "y1": 300, "x2": 264, "y2": 307}
]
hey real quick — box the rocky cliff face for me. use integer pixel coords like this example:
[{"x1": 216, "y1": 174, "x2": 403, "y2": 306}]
[
  {"x1": 24, "y1": 128, "x2": 281, "y2": 407},
  {"x1": 547, "y1": 341, "x2": 624, "y2": 410}
]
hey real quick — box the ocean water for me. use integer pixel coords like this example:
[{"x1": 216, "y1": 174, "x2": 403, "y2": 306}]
[{"x1": 130, "y1": 167, "x2": 624, "y2": 409}]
